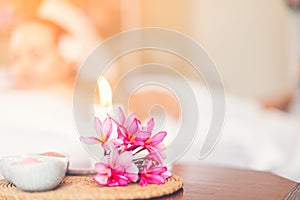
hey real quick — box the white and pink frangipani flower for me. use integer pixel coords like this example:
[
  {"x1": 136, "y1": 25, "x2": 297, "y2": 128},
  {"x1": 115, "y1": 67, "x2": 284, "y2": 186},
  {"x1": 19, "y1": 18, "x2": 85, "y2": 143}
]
[
  {"x1": 80, "y1": 117, "x2": 123, "y2": 148},
  {"x1": 139, "y1": 162, "x2": 172, "y2": 187},
  {"x1": 80, "y1": 107, "x2": 172, "y2": 187},
  {"x1": 93, "y1": 144, "x2": 139, "y2": 186},
  {"x1": 141, "y1": 118, "x2": 167, "y2": 152},
  {"x1": 110, "y1": 107, "x2": 150, "y2": 148}
]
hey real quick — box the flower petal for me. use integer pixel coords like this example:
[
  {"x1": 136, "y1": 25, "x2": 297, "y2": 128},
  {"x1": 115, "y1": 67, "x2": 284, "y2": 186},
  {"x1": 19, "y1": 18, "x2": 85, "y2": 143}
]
[
  {"x1": 117, "y1": 126, "x2": 127, "y2": 139},
  {"x1": 109, "y1": 145, "x2": 119, "y2": 165},
  {"x1": 149, "y1": 131, "x2": 167, "y2": 146},
  {"x1": 117, "y1": 151, "x2": 133, "y2": 169},
  {"x1": 95, "y1": 117, "x2": 103, "y2": 134},
  {"x1": 107, "y1": 181, "x2": 119, "y2": 187},
  {"x1": 80, "y1": 136, "x2": 102, "y2": 144},
  {"x1": 146, "y1": 150, "x2": 165, "y2": 165},
  {"x1": 147, "y1": 118, "x2": 154, "y2": 132},
  {"x1": 135, "y1": 131, "x2": 151, "y2": 141},
  {"x1": 125, "y1": 113, "x2": 136, "y2": 128},
  {"x1": 117, "y1": 107, "x2": 126, "y2": 125},
  {"x1": 162, "y1": 170, "x2": 172, "y2": 179},
  {"x1": 95, "y1": 163, "x2": 109, "y2": 174},
  {"x1": 140, "y1": 177, "x2": 148, "y2": 187},
  {"x1": 148, "y1": 166, "x2": 167, "y2": 175},
  {"x1": 128, "y1": 118, "x2": 139, "y2": 134},
  {"x1": 111, "y1": 138, "x2": 124, "y2": 147},
  {"x1": 116, "y1": 175, "x2": 129, "y2": 186},
  {"x1": 126, "y1": 163, "x2": 139, "y2": 174},
  {"x1": 102, "y1": 117, "x2": 112, "y2": 139},
  {"x1": 148, "y1": 174, "x2": 165, "y2": 184},
  {"x1": 125, "y1": 172, "x2": 139, "y2": 182},
  {"x1": 133, "y1": 141, "x2": 144, "y2": 146},
  {"x1": 93, "y1": 174, "x2": 108, "y2": 185}
]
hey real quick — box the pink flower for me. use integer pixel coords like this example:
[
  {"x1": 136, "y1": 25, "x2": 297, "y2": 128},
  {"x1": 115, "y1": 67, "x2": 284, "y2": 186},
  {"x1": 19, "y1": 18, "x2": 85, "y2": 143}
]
[
  {"x1": 109, "y1": 107, "x2": 138, "y2": 135},
  {"x1": 145, "y1": 150, "x2": 166, "y2": 165},
  {"x1": 145, "y1": 118, "x2": 155, "y2": 132},
  {"x1": 110, "y1": 107, "x2": 151, "y2": 148},
  {"x1": 139, "y1": 162, "x2": 172, "y2": 187},
  {"x1": 143, "y1": 131, "x2": 166, "y2": 152},
  {"x1": 142, "y1": 118, "x2": 167, "y2": 152},
  {"x1": 93, "y1": 145, "x2": 139, "y2": 186},
  {"x1": 80, "y1": 117, "x2": 123, "y2": 149},
  {"x1": 81, "y1": 108, "x2": 172, "y2": 187}
]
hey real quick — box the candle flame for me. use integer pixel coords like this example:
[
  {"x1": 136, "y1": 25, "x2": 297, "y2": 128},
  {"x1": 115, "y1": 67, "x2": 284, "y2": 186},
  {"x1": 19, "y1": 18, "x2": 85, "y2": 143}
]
[{"x1": 98, "y1": 77, "x2": 112, "y2": 107}]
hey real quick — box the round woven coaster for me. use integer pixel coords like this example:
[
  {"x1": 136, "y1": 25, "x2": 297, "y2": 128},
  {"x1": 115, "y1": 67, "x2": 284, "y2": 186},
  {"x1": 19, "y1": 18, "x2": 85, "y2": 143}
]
[{"x1": 0, "y1": 175, "x2": 183, "y2": 200}]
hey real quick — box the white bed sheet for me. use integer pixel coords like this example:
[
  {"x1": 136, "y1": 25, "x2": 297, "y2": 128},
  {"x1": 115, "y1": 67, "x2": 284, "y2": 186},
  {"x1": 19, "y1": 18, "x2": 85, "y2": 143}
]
[
  {"x1": 180, "y1": 83, "x2": 300, "y2": 182},
  {"x1": 0, "y1": 91, "x2": 94, "y2": 179},
  {"x1": 1, "y1": 79, "x2": 300, "y2": 183}
]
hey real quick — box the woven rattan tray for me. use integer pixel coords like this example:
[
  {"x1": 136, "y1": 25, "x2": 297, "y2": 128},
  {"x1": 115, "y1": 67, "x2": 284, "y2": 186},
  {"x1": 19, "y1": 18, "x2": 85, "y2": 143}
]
[{"x1": 0, "y1": 175, "x2": 183, "y2": 200}]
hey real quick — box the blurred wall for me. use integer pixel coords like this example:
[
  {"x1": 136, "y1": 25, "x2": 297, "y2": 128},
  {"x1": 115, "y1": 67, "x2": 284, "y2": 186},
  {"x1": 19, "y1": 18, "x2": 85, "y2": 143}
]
[
  {"x1": 0, "y1": 35, "x2": 9, "y2": 66},
  {"x1": 139, "y1": 0, "x2": 292, "y2": 99}
]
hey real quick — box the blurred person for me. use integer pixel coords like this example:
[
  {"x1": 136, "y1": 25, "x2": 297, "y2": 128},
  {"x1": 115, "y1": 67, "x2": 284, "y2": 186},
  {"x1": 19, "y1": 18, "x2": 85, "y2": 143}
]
[
  {"x1": 37, "y1": 0, "x2": 118, "y2": 82},
  {"x1": 0, "y1": 0, "x2": 41, "y2": 33},
  {"x1": 0, "y1": 10, "x2": 106, "y2": 178},
  {"x1": 0, "y1": 18, "x2": 96, "y2": 175},
  {"x1": 9, "y1": 18, "x2": 76, "y2": 99},
  {"x1": 68, "y1": 0, "x2": 122, "y2": 39},
  {"x1": 0, "y1": 0, "x2": 123, "y2": 178},
  {"x1": 261, "y1": 90, "x2": 294, "y2": 111}
]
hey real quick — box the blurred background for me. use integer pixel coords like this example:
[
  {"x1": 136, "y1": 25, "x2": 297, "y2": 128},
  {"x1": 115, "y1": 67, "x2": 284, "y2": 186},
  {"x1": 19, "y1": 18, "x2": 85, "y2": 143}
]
[
  {"x1": 0, "y1": 0, "x2": 299, "y2": 101},
  {"x1": 1, "y1": 0, "x2": 300, "y2": 181}
]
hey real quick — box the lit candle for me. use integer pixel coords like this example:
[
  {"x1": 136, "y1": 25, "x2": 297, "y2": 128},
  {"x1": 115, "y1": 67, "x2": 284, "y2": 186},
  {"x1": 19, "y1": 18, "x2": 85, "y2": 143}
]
[
  {"x1": 98, "y1": 78, "x2": 112, "y2": 108},
  {"x1": 94, "y1": 77, "x2": 112, "y2": 120}
]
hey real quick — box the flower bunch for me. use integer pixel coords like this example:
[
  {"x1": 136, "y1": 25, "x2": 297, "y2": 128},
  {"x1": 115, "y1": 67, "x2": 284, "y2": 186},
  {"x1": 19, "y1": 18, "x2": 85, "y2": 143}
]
[{"x1": 80, "y1": 107, "x2": 172, "y2": 187}]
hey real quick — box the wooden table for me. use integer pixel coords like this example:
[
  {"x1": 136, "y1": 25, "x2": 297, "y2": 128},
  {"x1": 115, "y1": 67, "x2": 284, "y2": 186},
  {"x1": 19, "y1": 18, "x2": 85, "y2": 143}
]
[
  {"x1": 162, "y1": 162, "x2": 300, "y2": 200},
  {"x1": 1, "y1": 162, "x2": 298, "y2": 199}
]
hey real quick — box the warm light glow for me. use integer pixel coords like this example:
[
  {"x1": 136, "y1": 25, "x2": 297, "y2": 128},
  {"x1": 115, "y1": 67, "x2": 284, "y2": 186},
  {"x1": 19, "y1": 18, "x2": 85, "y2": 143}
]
[{"x1": 98, "y1": 77, "x2": 112, "y2": 107}]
